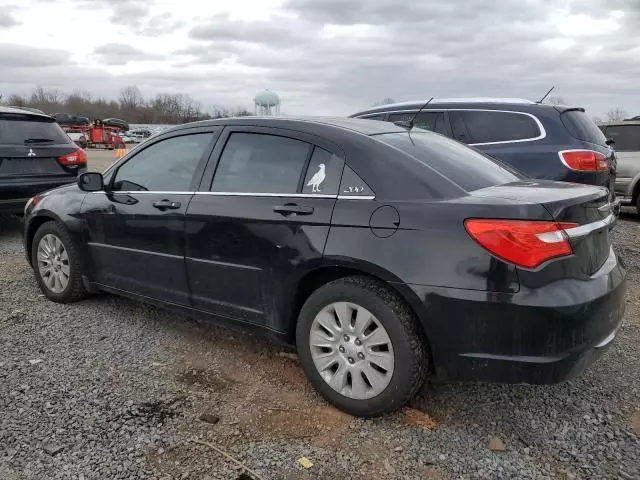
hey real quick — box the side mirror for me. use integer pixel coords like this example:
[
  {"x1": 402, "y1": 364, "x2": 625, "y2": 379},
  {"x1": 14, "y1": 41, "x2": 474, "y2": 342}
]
[
  {"x1": 78, "y1": 172, "x2": 104, "y2": 192},
  {"x1": 606, "y1": 138, "x2": 615, "y2": 146}
]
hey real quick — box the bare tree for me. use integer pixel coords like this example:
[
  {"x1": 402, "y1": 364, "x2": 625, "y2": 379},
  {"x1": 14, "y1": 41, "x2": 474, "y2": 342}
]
[
  {"x1": 0, "y1": 86, "x2": 246, "y2": 124},
  {"x1": 372, "y1": 97, "x2": 395, "y2": 107},
  {"x1": 606, "y1": 108, "x2": 628, "y2": 122},
  {"x1": 547, "y1": 96, "x2": 566, "y2": 106},
  {"x1": 119, "y1": 85, "x2": 144, "y2": 112}
]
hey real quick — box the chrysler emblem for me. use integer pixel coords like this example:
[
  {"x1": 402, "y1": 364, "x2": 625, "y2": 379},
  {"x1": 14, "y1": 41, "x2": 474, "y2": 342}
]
[{"x1": 27, "y1": 148, "x2": 36, "y2": 157}]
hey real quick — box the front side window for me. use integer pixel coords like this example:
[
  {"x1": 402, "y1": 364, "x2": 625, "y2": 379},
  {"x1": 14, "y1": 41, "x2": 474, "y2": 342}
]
[
  {"x1": 212, "y1": 133, "x2": 311, "y2": 194},
  {"x1": 112, "y1": 133, "x2": 212, "y2": 192},
  {"x1": 388, "y1": 112, "x2": 447, "y2": 135},
  {"x1": 603, "y1": 125, "x2": 640, "y2": 152},
  {"x1": 450, "y1": 111, "x2": 541, "y2": 144}
]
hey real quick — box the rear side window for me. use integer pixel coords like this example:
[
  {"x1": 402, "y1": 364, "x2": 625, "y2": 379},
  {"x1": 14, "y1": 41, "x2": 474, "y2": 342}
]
[
  {"x1": 560, "y1": 110, "x2": 608, "y2": 146},
  {"x1": 212, "y1": 133, "x2": 311, "y2": 194},
  {"x1": 449, "y1": 111, "x2": 541, "y2": 144},
  {"x1": 0, "y1": 115, "x2": 71, "y2": 145},
  {"x1": 377, "y1": 130, "x2": 521, "y2": 192},
  {"x1": 602, "y1": 125, "x2": 640, "y2": 152},
  {"x1": 388, "y1": 112, "x2": 448, "y2": 135},
  {"x1": 339, "y1": 166, "x2": 375, "y2": 196},
  {"x1": 302, "y1": 147, "x2": 344, "y2": 195}
]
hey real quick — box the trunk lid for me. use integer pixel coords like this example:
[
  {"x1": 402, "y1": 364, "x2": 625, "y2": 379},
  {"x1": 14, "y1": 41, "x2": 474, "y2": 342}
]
[{"x1": 472, "y1": 180, "x2": 613, "y2": 275}]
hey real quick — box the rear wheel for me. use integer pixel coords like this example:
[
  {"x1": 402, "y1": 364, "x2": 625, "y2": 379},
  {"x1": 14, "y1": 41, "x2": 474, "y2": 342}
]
[
  {"x1": 296, "y1": 276, "x2": 427, "y2": 417},
  {"x1": 636, "y1": 194, "x2": 640, "y2": 216},
  {"x1": 32, "y1": 222, "x2": 87, "y2": 303}
]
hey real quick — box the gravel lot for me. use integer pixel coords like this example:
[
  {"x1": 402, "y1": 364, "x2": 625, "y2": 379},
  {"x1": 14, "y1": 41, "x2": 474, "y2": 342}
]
[{"x1": 1, "y1": 209, "x2": 639, "y2": 480}]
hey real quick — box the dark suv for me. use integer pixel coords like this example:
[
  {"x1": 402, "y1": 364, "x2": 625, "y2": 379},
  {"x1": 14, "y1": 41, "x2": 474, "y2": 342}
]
[
  {"x1": 0, "y1": 107, "x2": 88, "y2": 214},
  {"x1": 351, "y1": 98, "x2": 619, "y2": 211}
]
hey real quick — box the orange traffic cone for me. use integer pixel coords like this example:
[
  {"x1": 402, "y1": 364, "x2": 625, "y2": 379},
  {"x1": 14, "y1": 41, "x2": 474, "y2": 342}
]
[{"x1": 115, "y1": 148, "x2": 129, "y2": 159}]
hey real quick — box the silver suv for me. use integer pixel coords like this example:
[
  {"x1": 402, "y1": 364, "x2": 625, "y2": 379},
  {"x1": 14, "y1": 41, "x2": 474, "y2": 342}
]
[{"x1": 600, "y1": 120, "x2": 640, "y2": 213}]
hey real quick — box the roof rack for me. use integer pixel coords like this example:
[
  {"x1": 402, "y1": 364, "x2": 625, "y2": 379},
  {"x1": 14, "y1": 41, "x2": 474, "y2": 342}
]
[{"x1": 373, "y1": 97, "x2": 535, "y2": 109}]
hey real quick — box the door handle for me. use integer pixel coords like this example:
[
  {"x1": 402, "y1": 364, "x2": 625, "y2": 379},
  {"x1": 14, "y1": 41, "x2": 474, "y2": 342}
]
[
  {"x1": 273, "y1": 203, "x2": 314, "y2": 216},
  {"x1": 153, "y1": 199, "x2": 181, "y2": 210}
]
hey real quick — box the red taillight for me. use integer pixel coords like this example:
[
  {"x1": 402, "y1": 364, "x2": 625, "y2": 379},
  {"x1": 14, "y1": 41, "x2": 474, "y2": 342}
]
[
  {"x1": 464, "y1": 219, "x2": 579, "y2": 269},
  {"x1": 57, "y1": 149, "x2": 87, "y2": 166},
  {"x1": 559, "y1": 150, "x2": 609, "y2": 172}
]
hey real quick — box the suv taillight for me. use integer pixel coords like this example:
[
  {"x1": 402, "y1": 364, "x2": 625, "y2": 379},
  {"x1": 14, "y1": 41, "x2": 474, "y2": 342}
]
[
  {"x1": 464, "y1": 219, "x2": 579, "y2": 269},
  {"x1": 58, "y1": 149, "x2": 87, "y2": 166},
  {"x1": 559, "y1": 150, "x2": 609, "y2": 172}
]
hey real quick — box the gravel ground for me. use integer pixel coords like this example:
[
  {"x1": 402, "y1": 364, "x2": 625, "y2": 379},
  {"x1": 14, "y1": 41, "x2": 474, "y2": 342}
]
[{"x1": 1, "y1": 212, "x2": 639, "y2": 480}]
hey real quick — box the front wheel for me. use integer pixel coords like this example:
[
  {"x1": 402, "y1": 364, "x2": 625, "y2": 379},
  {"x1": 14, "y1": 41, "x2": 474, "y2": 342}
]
[
  {"x1": 296, "y1": 276, "x2": 427, "y2": 417},
  {"x1": 32, "y1": 221, "x2": 87, "y2": 303}
]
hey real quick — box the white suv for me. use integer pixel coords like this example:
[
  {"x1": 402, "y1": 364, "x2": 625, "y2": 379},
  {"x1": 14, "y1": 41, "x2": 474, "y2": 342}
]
[{"x1": 600, "y1": 120, "x2": 640, "y2": 214}]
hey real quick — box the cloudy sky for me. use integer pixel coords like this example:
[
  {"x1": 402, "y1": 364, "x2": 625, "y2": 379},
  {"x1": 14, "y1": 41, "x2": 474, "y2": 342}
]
[{"x1": 0, "y1": 0, "x2": 638, "y2": 117}]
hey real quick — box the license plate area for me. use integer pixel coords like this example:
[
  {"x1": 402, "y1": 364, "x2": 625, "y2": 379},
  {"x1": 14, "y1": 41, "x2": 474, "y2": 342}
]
[{"x1": 0, "y1": 158, "x2": 62, "y2": 176}]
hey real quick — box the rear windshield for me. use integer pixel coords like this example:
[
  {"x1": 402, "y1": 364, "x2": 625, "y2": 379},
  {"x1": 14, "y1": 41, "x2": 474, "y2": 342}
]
[
  {"x1": 0, "y1": 115, "x2": 71, "y2": 145},
  {"x1": 377, "y1": 130, "x2": 521, "y2": 192},
  {"x1": 560, "y1": 110, "x2": 608, "y2": 146},
  {"x1": 602, "y1": 124, "x2": 640, "y2": 152}
]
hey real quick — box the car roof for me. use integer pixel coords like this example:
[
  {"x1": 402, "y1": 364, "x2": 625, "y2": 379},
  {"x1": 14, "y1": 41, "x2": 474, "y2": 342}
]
[
  {"x1": 600, "y1": 120, "x2": 640, "y2": 127},
  {"x1": 350, "y1": 97, "x2": 568, "y2": 117},
  {"x1": 0, "y1": 106, "x2": 53, "y2": 119},
  {"x1": 166, "y1": 116, "x2": 408, "y2": 136}
]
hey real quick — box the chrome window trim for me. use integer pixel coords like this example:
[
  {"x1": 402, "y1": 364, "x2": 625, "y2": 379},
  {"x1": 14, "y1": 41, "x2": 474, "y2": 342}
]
[
  {"x1": 198, "y1": 192, "x2": 337, "y2": 199},
  {"x1": 88, "y1": 190, "x2": 375, "y2": 200},
  {"x1": 355, "y1": 108, "x2": 546, "y2": 146}
]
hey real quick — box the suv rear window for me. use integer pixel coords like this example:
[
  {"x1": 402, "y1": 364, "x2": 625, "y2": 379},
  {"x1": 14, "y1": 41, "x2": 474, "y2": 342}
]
[
  {"x1": 0, "y1": 115, "x2": 71, "y2": 145},
  {"x1": 560, "y1": 110, "x2": 607, "y2": 146},
  {"x1": 377, "y1": 130, "x2": 521, "y2": 192},
  {"x1": 449, "y1": 110, "x2": 541, "y2": 144},
  {"x1": 602, "y1": 124, "x2": 640, "y2": 152}
]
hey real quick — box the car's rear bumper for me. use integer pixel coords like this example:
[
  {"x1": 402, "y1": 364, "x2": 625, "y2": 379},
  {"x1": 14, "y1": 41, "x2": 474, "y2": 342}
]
[
  {"x1": 406, "y1": 247, "x2": 626, "y2": 384},
  {"x1": 0, "y1": 197, "x2": 31, "y2": 214},
  {"x1": 0, "y1": 177, "x2": 77, "y2": 214}
]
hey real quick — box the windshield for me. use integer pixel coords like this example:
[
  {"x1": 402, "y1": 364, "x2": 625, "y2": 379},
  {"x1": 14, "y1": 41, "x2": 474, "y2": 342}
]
[{"x1": 376, "y1": 130, "x2": 522, "y2": 192}]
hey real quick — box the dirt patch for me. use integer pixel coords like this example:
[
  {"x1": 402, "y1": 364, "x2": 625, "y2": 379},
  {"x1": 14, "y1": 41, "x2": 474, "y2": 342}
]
[
  {"x1": 175, "y1": 367, "x2": 236, "y2": 391},
  {"x1": 630, "y1": 410, "x2": 640, "y2": 434},
  {"x1": 401, "y1": 407, "x2": 438, "y2": 431},
  {"x1": 121, "y1": 396, "x2": 186, "y2": 425}
]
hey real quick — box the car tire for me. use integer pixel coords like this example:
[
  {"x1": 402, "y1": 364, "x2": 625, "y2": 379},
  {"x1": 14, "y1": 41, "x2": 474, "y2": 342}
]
[
  {"x1": 296, "y1": 275, "x2": 427, "y2": 417},
  {"x1": 31, "y1": 221, "x2": 87, "y2": 303},
  {"x1": 636, "y1": 195, "x2": 640, "y2": 216}
]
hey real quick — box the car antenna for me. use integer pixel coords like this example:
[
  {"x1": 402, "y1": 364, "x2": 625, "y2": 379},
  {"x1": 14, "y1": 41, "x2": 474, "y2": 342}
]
[
  {"x1": 393, "y1": 97, "x2": 434, "y2": 145},
  {"x1": 537, "y1": 86, "x2": 554, "y2": 104}
]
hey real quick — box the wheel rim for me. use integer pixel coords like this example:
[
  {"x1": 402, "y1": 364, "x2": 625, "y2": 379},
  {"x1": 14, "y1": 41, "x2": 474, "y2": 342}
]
[
  {"x1": 37, "y1": 234, "x2": 70, "y2": 294},
  {"x1": 309, "y1": 302, "x2": 395, "y2": 400}
]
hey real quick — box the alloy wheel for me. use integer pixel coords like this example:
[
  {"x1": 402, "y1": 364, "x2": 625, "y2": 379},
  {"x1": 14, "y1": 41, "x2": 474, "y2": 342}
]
[{"x1": 37, "y1": 234, "x2": 70, "y2": 294}]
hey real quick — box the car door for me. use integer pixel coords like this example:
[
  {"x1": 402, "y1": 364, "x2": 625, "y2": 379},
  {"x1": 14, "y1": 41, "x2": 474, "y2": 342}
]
[
  {"x1": 81, "y1": 127, "x2": 219, "y2": 305},
  {"x1": 184, "y1": 126, "x2": 344, "y2": 331}
]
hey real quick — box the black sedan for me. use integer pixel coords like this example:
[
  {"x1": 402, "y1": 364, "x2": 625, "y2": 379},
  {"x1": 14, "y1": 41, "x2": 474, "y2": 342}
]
[{"x1": 22, "y1": 117, "x2": 626, "y2": 417}]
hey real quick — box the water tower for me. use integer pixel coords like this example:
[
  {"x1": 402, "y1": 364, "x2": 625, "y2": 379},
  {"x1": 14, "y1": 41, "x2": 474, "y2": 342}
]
[{"x1": 254, "y1": 90, "x2": 280, "y2": 116}]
